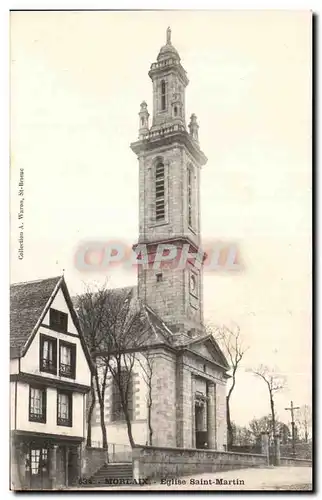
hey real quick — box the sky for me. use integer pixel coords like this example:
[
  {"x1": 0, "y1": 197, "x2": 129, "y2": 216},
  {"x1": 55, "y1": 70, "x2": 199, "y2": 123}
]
[{"x1": 10, "y1": 10, "x2": 312, "y2": 426}]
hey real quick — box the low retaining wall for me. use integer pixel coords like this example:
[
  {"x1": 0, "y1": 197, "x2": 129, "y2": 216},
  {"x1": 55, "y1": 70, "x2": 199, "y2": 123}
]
[
  {"x1": 132, "y1": 445, "x2": 268, "y2": 481},
  {"x1": 81, "y1": 447, "x2": 108, "y2": 478},
  {"x1": 280, "y1": 456, "x2": 312, "y2": 467}
]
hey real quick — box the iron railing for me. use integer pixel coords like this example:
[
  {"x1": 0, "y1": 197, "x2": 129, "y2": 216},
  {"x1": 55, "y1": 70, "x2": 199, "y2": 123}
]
[{"x1": 90, "y1": 442, "x2": 132, "y2": 463}]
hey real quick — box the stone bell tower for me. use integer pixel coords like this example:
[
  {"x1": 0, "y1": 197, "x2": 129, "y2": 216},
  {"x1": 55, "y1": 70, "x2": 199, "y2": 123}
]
[{"x1": 131, "y1": 28, "x2": 208, "y2": 338}]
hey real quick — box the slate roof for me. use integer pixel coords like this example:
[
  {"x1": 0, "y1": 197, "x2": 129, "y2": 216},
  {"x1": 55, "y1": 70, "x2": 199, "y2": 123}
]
[
  {"x1": 10, "y1": 276, "x2": 62, "y2": 358},
  {"x1": 143, "y1": 304, "x2": 173, "y2": 347}
]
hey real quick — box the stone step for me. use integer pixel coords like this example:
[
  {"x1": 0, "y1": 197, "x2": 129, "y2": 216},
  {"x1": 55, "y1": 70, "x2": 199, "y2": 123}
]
[{"x1": 87, "y1": 462, "x2": 133, "y2": 487}]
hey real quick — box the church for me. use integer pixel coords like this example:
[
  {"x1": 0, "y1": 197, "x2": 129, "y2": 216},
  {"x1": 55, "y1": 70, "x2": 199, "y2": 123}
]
[{"x1": 91, "y1": 28, "x2": 230, "y2": 452}]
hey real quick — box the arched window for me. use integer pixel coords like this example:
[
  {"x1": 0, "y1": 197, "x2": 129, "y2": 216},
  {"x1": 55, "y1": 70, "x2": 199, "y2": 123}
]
[
  {"x1": 161, "y1": 80, "x2": 166, "y2": 111},
  {"x1": 174, "y1": 106, "x2": 178, "y2": 116},
  {"x1": 141, "y1": 117, "x2": 144, "y2": 127},
  {"x1": 188, "y1": 165, "x2": 193, "y2": 227},
  {"x1": 155, "y1": 162, "x2": 165, "y2": 221}
]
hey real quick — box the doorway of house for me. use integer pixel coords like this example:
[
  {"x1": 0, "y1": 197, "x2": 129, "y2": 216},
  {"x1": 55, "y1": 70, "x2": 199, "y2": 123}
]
[
  {"x1": 27, "y1": 447, "x2": 51, "y2": 490},
  {"x1": 67, "y1": 447, "x2": 79, "y2": 486}
]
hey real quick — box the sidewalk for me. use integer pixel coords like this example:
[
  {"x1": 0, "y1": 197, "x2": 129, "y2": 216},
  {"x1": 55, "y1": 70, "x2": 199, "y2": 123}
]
[{"x1": 70, "y1": 466, "x2": 313, "y2": 491}]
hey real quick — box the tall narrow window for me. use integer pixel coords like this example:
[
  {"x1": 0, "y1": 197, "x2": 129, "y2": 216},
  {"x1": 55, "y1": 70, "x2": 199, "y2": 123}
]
[
  {"x1": 161, "y1": 80, "x2": 166, "y2": 111},
  {"x1": 188, "y1": 166, "x2": 193, "y2": 227},
  {"x1": 155, "y1": 162, "x2": 165, "y2": 222},
  {"x1": 59, "y1": 340, "x2": 76, "y2": 378},
  {"x1": 29, "y1": 386, "x2": 46, "y2": 423},
  {"x1": 40, "y1": 334, "x2": 57, "y2": 374},
  {"x1": 57, "y1": 391, "x2": 73, "y2": 427}
]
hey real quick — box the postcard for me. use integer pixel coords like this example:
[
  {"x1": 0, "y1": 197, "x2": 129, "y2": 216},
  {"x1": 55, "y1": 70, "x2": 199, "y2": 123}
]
[{"x1": 10, "y1": 10, "x2": 312, "y2": 491}]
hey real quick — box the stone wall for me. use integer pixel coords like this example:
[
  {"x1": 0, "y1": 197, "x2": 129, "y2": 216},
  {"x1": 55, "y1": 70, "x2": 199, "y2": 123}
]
[
  {"x1": 151, "y1": 351, "x2": 177, "y2": 447},
  {"x1": 81, "y1": 447, "x2": 108, "y2": 478},
  {"x1": 280, "y1": 442, "x2": 312, "y2": 460},
  {"x1": 279, "y1": 457, "x2": 312, "y2": 467},
  {"x1": 215, "y1": 383, "x2": 227, "y2": 450},
  {"x1": 132, "y1": 445, "x2": 268, "y2": 481}
]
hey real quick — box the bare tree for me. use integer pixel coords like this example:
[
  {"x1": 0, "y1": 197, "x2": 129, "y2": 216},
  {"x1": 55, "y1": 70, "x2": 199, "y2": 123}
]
[
  {"x1": 210, "y1": 324, "x2": 248, "y2": 449},
  {"x1": 248, "y1": 365, "x2": 286, "y2": 464},
  {"x1": 95, "y1": 288, "x2": 151, "y2": 448},
  {"x1": 77, "y1": 283, "x2": 157, "y2": 450},
  {"x1": 249, "y1": 415, "x2": 290, "y2": 445},
  {"x1": 76, "y1": 283, "x2": 111, "y2": 449},
  {"x1": 231, "y1": 422, "x2": 255, "y2": 447},
  {"x1": 296, "y1": 404, "x2": 312, "y2": 443}
]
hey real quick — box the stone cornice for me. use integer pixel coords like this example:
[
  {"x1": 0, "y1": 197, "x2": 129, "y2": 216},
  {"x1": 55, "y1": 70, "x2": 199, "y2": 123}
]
[
  {"x1": 148, "y1": 59, "x2": 189, "y2": 86},
  {"x1": 132, "y1": 236, "x2": 207, "y2": 263},
  {"x1": 130, "y1": 128, "x2": 207, "y2": 166}
]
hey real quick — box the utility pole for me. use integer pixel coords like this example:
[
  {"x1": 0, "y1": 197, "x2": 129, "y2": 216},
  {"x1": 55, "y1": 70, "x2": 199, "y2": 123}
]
[{"x1": 285, "y1": 400, "x2": 300, "y2": 456}]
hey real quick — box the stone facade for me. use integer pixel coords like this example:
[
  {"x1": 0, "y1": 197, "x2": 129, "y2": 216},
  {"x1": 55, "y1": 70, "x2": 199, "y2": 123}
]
[
  {"x1": 92, "y1": 30, "x2": 229, "y2": 456},
  {"x1": 151, "y1": 351, "x2": 177, "y2": 447}
]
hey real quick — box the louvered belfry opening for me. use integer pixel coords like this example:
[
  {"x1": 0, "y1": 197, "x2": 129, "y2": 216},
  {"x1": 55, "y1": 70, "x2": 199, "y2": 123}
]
[{"x1": 155, "y1": 162, "x2": 165, "y2": 222}]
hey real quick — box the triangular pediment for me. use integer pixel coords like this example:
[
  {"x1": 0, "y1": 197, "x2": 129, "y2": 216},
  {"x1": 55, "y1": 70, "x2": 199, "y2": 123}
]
[
  {"x1": 184, "y1": 336, "x2": 229, "y2": 371},
  {"x1": 191, "y1": 342, "x2": 213, "y2": 360}
]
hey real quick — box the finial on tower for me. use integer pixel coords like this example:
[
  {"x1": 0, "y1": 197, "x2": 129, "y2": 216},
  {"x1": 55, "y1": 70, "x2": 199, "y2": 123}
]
[{"x1": 166, "y1": 26, "x2": 172, "y2": 45}]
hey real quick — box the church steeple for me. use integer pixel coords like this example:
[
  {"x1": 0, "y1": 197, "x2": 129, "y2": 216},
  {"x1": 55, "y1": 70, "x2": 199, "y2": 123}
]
[{"x1": 131, "y1": 30, "x2": 207, "y2": 338}]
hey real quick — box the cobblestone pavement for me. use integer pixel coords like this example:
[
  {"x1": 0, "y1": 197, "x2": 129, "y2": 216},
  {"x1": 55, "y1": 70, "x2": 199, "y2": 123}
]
[{"x1": 71, "y1": 466, "x2": 313, "y2": 491}]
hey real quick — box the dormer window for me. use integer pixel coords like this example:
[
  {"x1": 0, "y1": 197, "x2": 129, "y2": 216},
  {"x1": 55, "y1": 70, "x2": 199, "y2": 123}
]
[
  {"x1": 161, "y1": 80, "x2": 166, "y2": 111},
  {"x1": 49, "y1": 308, "x2": 68, "y2": 333}
]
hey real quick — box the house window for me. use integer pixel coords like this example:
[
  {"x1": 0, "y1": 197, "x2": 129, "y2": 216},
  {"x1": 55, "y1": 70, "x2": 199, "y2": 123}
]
[
  {"x1": 59, "y1": 340, "x2": 76, "y2": 378},
  {"x1": 188, "y1": 166, "x2": 193, "y2": 227},
  {"x1": 26, "y1": 448, "x2": 48, "y2": 476},
  {"x1": 49, "y1": 308, "x2": 68, "y2": 333},
  {"x1": 111, "y1": 371, "x2": 133, "y2": 422},
  {"x1": 40, "y1": 334, "x2": 57, "y2": 374},
  {"x1": 155, "y1": 162, "x2": 165, "y2": 222},
  {"x1": 161, "y1": 80, "x2": 166, "y2": 110},
  {"x1": 29, "y1": 386, "x2": 46, "y2": 423},
  {"x1": 156, "y1": 272, "x2": 163, "y2": 282},
  {"x1": 57, "y1": 391, "x2": 73, "y2": 427}
]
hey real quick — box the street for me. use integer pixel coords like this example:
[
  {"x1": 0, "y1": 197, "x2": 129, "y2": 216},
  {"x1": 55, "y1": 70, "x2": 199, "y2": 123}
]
[{"x1": 70, "y1": 466, "x2": 312, "y2": 491}]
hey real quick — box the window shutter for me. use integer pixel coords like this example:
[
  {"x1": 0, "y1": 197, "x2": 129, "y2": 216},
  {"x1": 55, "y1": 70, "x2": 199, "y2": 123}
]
[
  {"x1": 61, "y1": 311, "x2": 68, "y2": 333},
  {"x1": 71, "y1": 344, "x2": 76, "y2": 379},
  {"x1": 53, "y1": 339, "x2": 57, "y2": 373},
  {"x1": 69, "y1": 393, "x2": 73, "y2": 425}
]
